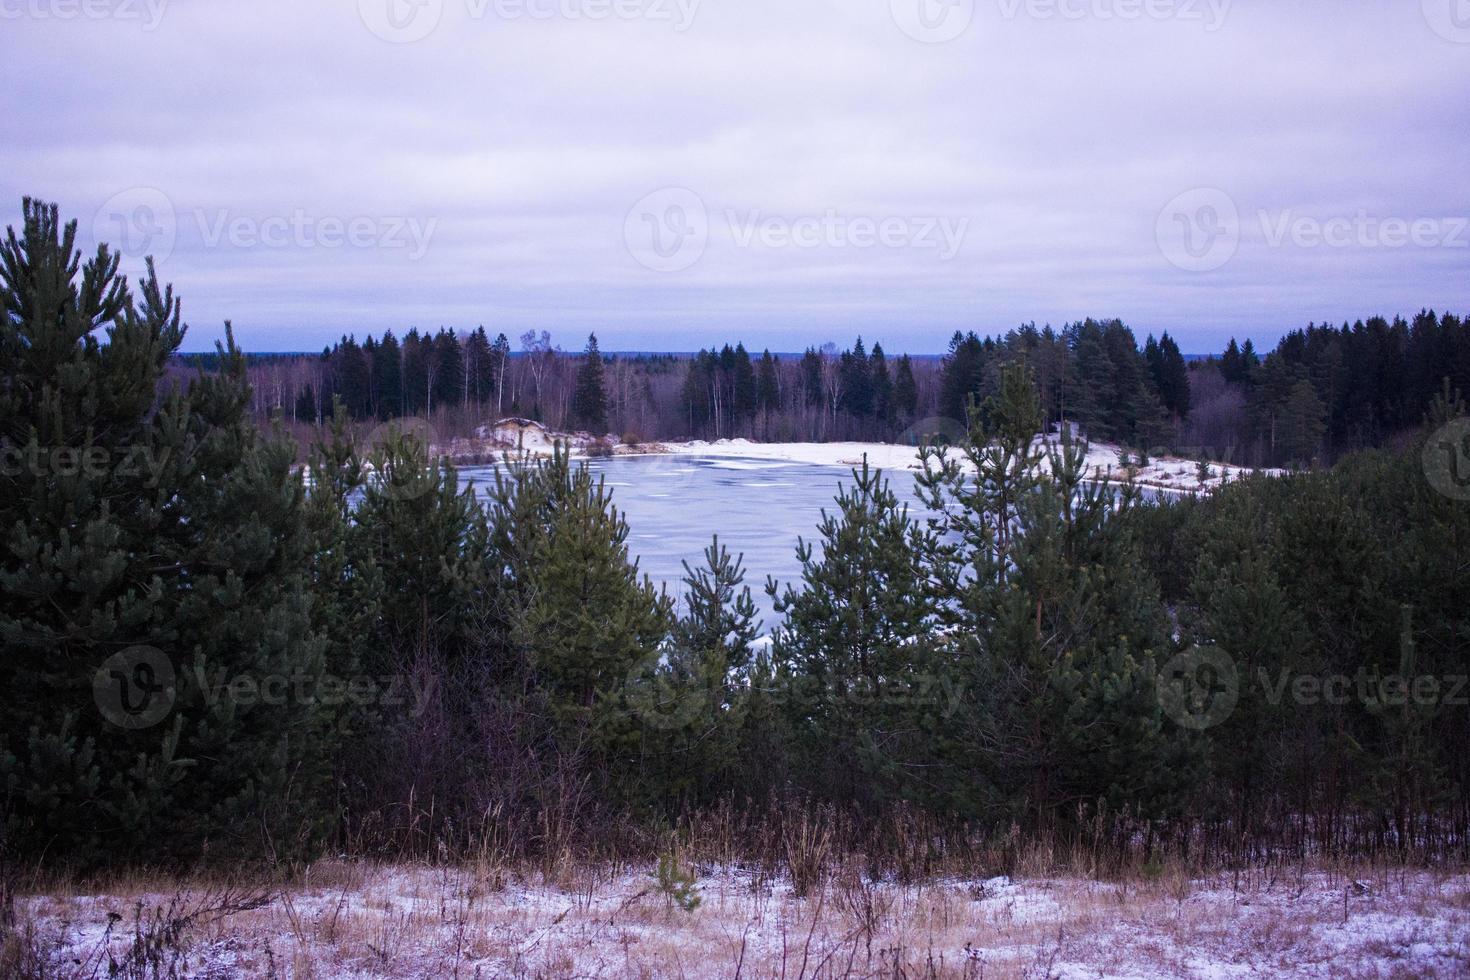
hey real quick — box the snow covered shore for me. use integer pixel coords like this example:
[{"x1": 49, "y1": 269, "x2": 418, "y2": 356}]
[
  {"x1": 428, "y1": 422, "x2": 1279, "y2": 497},
  {"x1": 654, "y1": 436, "x2": 1276, "y2": 495}
]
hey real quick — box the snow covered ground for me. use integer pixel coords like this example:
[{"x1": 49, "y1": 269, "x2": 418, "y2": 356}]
[
  {"x1": 436, "y1": 428, "x2": 1280, "y2": 497},
  {"x1": 14, "y1": 864, "x2": 1467, "y2": 977},
  {"x1": 656, "y1": 436, "x2": 1278, "y2": 496}
]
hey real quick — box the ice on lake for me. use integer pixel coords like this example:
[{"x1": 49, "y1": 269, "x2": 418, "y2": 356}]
[{"x1": 458, "y1": 453, "x2": 929, "y2": 632}]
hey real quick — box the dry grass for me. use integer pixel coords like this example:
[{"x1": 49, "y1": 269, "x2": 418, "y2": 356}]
[{"x1": 5, "y1": 855, "x2": 1468, "y2": 979}]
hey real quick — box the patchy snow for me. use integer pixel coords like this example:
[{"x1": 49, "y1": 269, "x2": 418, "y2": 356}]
[{"x1": 16, "y1": 865, "x2": 1468, "y2": 978}]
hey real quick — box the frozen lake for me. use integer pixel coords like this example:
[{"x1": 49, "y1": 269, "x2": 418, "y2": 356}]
[{"x1": 458, "y1": 453, "x2": 929, "y2": 633}]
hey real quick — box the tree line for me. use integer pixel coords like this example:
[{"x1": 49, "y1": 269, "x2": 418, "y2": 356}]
[{"x1": 237, "y1": 305, "x2": 1465, "y2": 476}]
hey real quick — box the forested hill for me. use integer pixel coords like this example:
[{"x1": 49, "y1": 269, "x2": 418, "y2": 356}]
[{"x1": 228, "y1": 311, "x2": 1466, "y2": 470}]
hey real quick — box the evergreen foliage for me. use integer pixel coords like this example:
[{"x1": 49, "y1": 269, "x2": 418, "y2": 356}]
[
  {"x1": 0, "y1": 200, "x2": 332, "y2": 864},
  {"x1": 572, "y1": 333, "x2": 608, "y2": 431}
]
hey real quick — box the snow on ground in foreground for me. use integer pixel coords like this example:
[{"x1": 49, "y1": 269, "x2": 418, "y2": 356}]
[{"x1": 18, "y1": 865, "x2": 1469, "y2": 977}]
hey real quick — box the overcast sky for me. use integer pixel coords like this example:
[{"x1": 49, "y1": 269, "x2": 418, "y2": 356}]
[{"x1": 2, "y1": 0, "x2": 1467, "y2": 354}]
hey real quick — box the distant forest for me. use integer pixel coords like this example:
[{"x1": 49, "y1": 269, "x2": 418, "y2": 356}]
[{"x1": 228, "y1": 309, "x2": 1470, "y2": 469}]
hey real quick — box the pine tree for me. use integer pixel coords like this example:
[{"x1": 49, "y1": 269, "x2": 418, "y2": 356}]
[
  {"x1": 768, "y1": 460, "x2": 943, "y2": 808},
  {"x1": 838, "y1": 337, "x2": 873, "y2": 418},
  {"x1": 1277, "y1": 379, "x2": 1327, "y2": 465},
  {"x1": 334, "y1": 334, "x2": 372, "y2": 418},
  {"x1": 870, "y1": 342, "x2": 894, "y2": 427},
  {"x1": 353, "y1": 424, "x2": 485, "y2": 666},
  {"x1": 800, "y1": 347, "x2": 824, "y2": 407},
  {"x1": 756, "y1": 349, "x2": 780, "y2": 434},
  {"x1": 1159, "y1": 332, "x2": 1192, "y2": 419},
  {"x1": 1221, "y1": 338, "x2": 1244, "y2": 384},
  {"x1": 431, "y1": 328, "x2": 464, "y2": 413},
  {"x1": 486, "y1": 447, "x2": 670, "y2": 764},
  {"x1": 465, "y1": 325, "x2": 492, "y2": 406},
  {"x1": 939, "y1": 331, "x2": 986, "y2": 422},
  {"x1": 894, "y1": 354, "x2": 919, "y2": 420},
  {"x1": 401, "y1": 328, "x2": 428, "y2": 415},
  {"x1": 295, "y1": 382, "x2": 318, "y2": 423},
  {"x1": 573, "y1": 333, "x2": 609, "y2": 431},
  {"x1": 0, "y1": 199, "x2": 333, "y2": 863},
  {"x1": 731, "y1": 342, "x2": 758, "y2": 423},
  {"x1": 373, "y1": 329, "x2": 403, "y2": 419},
  {"x1": 917, "y1": 362, "x2": 1198, "y2": 825},
  {"x1": 628, "y1": 537, "x2": 758, "y2": 802}
]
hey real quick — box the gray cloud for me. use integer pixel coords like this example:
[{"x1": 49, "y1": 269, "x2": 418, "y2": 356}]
[{"x1": 1, "y1": 0, "x2": 1466, "y2": 353}]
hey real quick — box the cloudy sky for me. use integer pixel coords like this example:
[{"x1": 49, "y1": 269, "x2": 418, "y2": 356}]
[{"x1": 2, "y1": 0, "x2": 1467, "y2": 354}]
